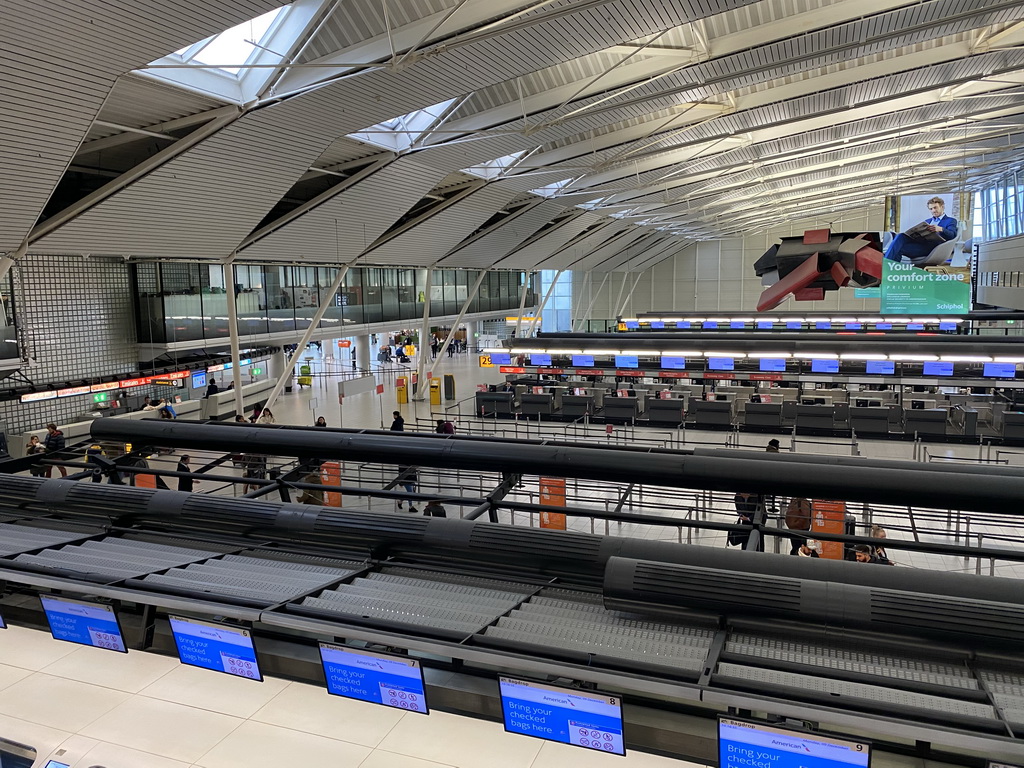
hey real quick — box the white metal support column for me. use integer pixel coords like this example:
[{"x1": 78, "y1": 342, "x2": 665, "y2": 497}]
[
  {"x1": 433, "y1": 270, "x2": 487, "y2": 372},
  {"x1": 574, "y1": 271, "x2": 609, "y2": 331},
  {"x1": 411, "y1": 266, "x2": 435, "y2": 401},
  {"x1": 617, "y1": 272, "x2": 645, "y2": 317},
  {"x1": 223, "y1": 262, "x2": 245, "y2": 418},
  {"x1": 261, "y1": 265, "x2": 351, "y2": 414},
  {"x1": 356, "y1": 334, "x2": 372, "y2": 371},
  {"x1": 0, "y1": 241, "x2": 28, "y2": 284},
  {"x1": 524, "y1": 269, "x2": 563, "y2": 338},
  {"x1": 610, "y1": 272, "x2": 629, "y2": 322}
]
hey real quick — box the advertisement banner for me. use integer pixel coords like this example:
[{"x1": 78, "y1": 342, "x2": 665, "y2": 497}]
[
  {"x1": 880, "y1": 261, "x2": 971, "y2": 314},
  {"x1": 321, "y1": 462, "x2": 342, "y2": 507},
  {"x1": 539, "y1": 477, "x2": 567, "y2": 531},
  {"x1": 811, "y1": 500, "x2": 847, "y2": 560}
]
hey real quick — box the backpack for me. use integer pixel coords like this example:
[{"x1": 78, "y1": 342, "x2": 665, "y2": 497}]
[{"x1": 785, "y1": 497, "x2": 812, "y2": 530}]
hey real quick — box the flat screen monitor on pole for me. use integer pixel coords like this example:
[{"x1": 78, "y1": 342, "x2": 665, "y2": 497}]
[
  {"x1": 499, "y1": 677, "x2": 625, "y2": 755},
  {"x1": 719, "y1": 717, "x2": 870, "y2": 768},
  {"x1": 571, "y1": 355, "x2": 595, "y2": 368},
  {"x1": 759, "y1": 359, "x2": 786, "y2": 372},
  {"x1": 707, "y1": 357, "x2": 735, "y2": 371},
  {"x1": 660, "y1": 356, "x2": 687, "y2": 370},
  {"x1": 614, "y1": 355, "x2": 638, "y2": 369},
  {"x1": 529, "y1": 353, "x2": 552, "y2": 366}
]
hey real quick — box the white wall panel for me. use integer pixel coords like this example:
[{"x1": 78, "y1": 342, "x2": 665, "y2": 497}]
[{"x1": 0, "y1": 0, "x2": 280, "y2": 251}]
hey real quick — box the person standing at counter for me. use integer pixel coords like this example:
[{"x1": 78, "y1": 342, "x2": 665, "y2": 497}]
[{"x1": 205, "y1": 379, "x2": 219, "y2": 398}]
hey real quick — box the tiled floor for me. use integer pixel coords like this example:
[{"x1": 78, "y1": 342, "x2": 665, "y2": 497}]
[{"x1": 0, "y1": 626, "x2": 701, "y2": 768}]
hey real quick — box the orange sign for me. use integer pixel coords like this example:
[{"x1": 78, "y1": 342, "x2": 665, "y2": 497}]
[
  {"x1": 539, "y1": 477, "x2": 567, "y2": 530},
  {"x1": 811, "y1": 499, "x2": 847, "y2": 560},
  {"x1": 135, "y1": 473, "x2": 158, "y2": 489},
  {"x1": 338, "y1": 340, "x2": 352, "y2": 348},
  {"x1": 321, "y1": 461, "x2": 342, "y2": 507}
]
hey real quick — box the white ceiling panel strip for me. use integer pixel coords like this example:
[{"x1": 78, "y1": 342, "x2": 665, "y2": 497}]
[
  {"x1": 495, "y1": 211, "x2": 601, "y2": 270},
  {"x1": 439, "y1": 200, "x2": 567, "y2": 268},
  {"x1": 567, "y1": 226, "x2": 653, "y2": 271},
  {"x1": 240, "y1": 155, "x2": 449, "y2": 262},
  {"x1": 0, "y1": 0, "x2": 281, "y2": 252},
  {"x1": 602, "y1": 235, "x2": 681, "y2": 272},
  {"x1": 537, "y1": 219, "x2": 632, "y2": 270},
  {"x1": 361, "y1": 183, "x2": 520, "y2": 267}
]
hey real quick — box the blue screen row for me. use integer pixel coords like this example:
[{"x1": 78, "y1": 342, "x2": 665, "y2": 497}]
[
  {"x1": 169, "y1": 616, "x2": 262, "y2": 680},
  {"x1": 628, "y1": 321, "x2": 960, "y2": 331},
  {"x1": 719, "y1": 718, "x2": 869, "y2": 768}
]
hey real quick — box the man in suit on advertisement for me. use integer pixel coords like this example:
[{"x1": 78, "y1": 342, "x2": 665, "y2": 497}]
[{"x1": 884, "y1": 196, "x2": 958, "y2": 262}]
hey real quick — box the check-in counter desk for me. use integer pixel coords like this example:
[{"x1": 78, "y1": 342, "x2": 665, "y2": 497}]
[
  {"x1": 561, "y1": 395, "x2": 594, "y2": 418},
  {"x1": 949, "y1": 407, "x2": 979, "y2": 437},
  {"x1": 688, "y1": 399, "x2": 734, "y2": 428},
  {"x1": 603, "y1": 396, "x2": 640, "y2": 422},
  {"x1": 743, "y1": 403, "x2": 783, "y2": 429},
  {"x1": 1002, "y1": 411, "x2": 1024, "y2": 440},
  {"x1": 201, "y1": 379, "x2": 276, "y2": 420},
  {"x1": 849, "y1": 407, "x2": 891, "y2": 436},
  {"x1": 795, "y1": 405, "x2": 838, "y2": 431},
  {"x1": 476, "y1": 391, "x2": 516, "y2": 417},
  {"x1": 904, "y1": 408, "x2": 948, "y2": 437},
  {"x1": 645, "y1": 397, "x2": 686, "y2": 425},
  {"x1": 522, "y1": 388, "x2": 566, "y2": 416}
]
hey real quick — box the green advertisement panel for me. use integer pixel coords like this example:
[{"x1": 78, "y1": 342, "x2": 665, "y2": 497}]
[{"x1": 880, "y1": 261, "x2": 971, "y2": 314}]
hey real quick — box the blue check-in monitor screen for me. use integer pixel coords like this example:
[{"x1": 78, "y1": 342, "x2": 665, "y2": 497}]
[
  {"x1": 660, "y1": 356, "x2": 687, "y2": 370},
  {"x1": 169, "y1": 616, "x2": 262, "y2": 680},
  {"x1": 500, "y1": 677, "x2": 625, "y2": 755},
  {"x1": 759, "y1": 358, "x2": 787, "y2": 372},
  {"x1": 571, "y1": 354, "x2": 595, "y2": 368},
  {"x1": 719, "y1": 718, "x2": 869, "y2": 768},
  {"x1": 623, "y1": 320, "x2": 639, "y2": 329},
  {"x1": 320, "y1": 643, "x2": 428, "y2": 713},
  {"x1": 676, "y1": 321, "x2": 691, "y2": 329},
  {"x1": 730, "y1": 321, "x2": 745, "y2": 329},
  {"x1": 708, "y1": 357, "x2": 735, "y2": 371},
  {"x1": 0, "y1": 611, "x2": 6, "y2": 629},
  {"x1": 939, "y1": 322, "x2": 957, "y2": 331},
  {"x1": 529, "y1": 353, "x2": 552, "y2": 366},
  {"x1": 786, "y1": 321, "x2": 802, "y2": 330},
  {"x1": 815, "y1": 322, "x2": 831, "y2": 330},
  {"x1": 490, "y1": 352, "x2": 512, "y2": 366},
  {"x1": 191, "y1": 371, "x2": 207, "y2": 389},
  {"x1": 650, "y1": 321, "x2": 665, "y2": 329},
  {"x1": 811, "y1": 359, "x2": 840, "y2": 374},
  {"x1": 703, "y1": 321, "x2": 719, "y2": 329},
  {"x1": 923, "y1": 361, "x2": 954, "y2": 377},
  {"x1": 757, "y1": 321, "x2": 773, "y2": 330},
  {"x1": 845, "y1": 323, "x2": 863, "y2": 330},
  {"x1": 615, "y1": 355, "x2": 639, "y2": 369},
  {"x1": 875, "y1": 322, "x2": 893, "y2": 330},
  {"x1": 865, "y1": 360, "x2": 895, "y2": 375},
  {"x1": 40, "y1": 595, "x2": 126, "y2": 653},
  {"x1": 984, "y1": 362, "x2": 1017, "y2": 378},
  {"x1": 907, "y1": 323, "x2": 925, "y2": 330}
]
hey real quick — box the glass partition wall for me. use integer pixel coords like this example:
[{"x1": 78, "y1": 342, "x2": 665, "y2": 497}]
[{"x1": 134, "y1": 264, "x2": 535, "y2": 345}]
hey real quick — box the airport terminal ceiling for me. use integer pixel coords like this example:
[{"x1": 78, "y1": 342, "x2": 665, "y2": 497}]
[{"x1": 3, "y1": 0, "x2": 1024, "y2": 275}]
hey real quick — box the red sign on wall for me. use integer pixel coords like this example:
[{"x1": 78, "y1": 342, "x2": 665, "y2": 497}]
[
  {"x1": 703, "y1": 373, "x2": 736, "y2": 380},
  {"x1": 615, "y1": 370, "x2": 645, "y2": 377},
  {"x1": 499, "y1": 366, "x2": 526, "y2": 374},
  {"x1": 658, "y1": 371, "x2": 691, "y2": 379},
  {"x1": 750, "y1": 373, "x2": 784, "y2": 381},
  {"x1": 576, "y1": 369, "x2": 605, "y2": 376},
  {"x1": 536, "y1": 367, "x2": 565, "y2": 375}
]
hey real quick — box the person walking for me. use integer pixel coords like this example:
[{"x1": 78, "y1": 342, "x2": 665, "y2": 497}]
[
  {"x1": 176, "y1": 455, "x2": 195, "y2": 492},
  {"x1": 390, "y1": 411, "x2": 405, "y2": 431},
  {"x1": 397, "y1": 465, "x2": 417, "y2": 508},
  {"x1": 43, "y1": 423, "x2": 67, "y2": 478},
  {"x1": 26, "y1": 435, "x2": 46, "y2": 478}
]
